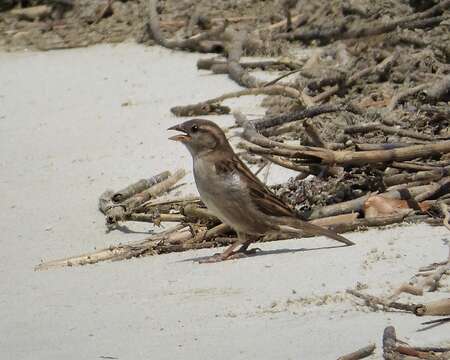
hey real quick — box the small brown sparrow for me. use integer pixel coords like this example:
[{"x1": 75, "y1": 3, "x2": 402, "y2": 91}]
[{"x1": 169, "y1": 119, "x2": 354, "y2": 262}]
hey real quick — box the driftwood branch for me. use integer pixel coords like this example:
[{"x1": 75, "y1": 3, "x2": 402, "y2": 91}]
[
  {"x1": 112, "y1": 171, "x2": 171, "y2": 203},
  {"x1": 308, "y1": 183, "x2": 444, "y2": 219},
  {"x1": 246, "y1": 141, "x2": 450, "y2": 167},
  {"x1": 35, "y1": 225, "x2": 188, "y2": 271},
  {"x1": 147, "y1": 0, "x2": 226, "y2": 53},
  {"x1": 99, "y1": 169, "x2": 186, "y2": 225},
  {"x1": 122, "y1": 169, "x2": 186, "y2": 213},
  {"x1": 381, "y1": 325, "x2": 450, "y2": 359},
  {"x1": 171, "y1": 85, "x2": 302, "y2": 117},
  {"x1": 197, "y1": 57, "x2": 302, "y2": 71},
  {"x1": 347, "y1": 289, "x2": 417, "y2": 313},
  {"x1": 382, "y1": 326, "x2": 397, "y2": 360},
  {"x1": 384, "y1": 166, "x2": 450, "y2": 187},
  {"x1": 414, "y1": 298, "x2": 450, "y2": 316},
  {"x1": 337, "y1": 344, "x2": 376, "y2": 360},
  {"x1": 250, "y1": 103, "x2": 358, "y2": 130}
]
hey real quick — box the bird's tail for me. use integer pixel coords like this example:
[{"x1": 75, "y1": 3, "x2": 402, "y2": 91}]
[{"x1": 278, "y1": 218, "x2": 355, "y2": 246}]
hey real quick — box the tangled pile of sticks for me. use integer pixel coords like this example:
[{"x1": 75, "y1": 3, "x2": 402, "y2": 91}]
[
  {"x1": 160, "y1": 0, "x2": 450, "y2": 235},
  {"x1": 155, "y1": 0, "x2": 449, "y2": 221}
]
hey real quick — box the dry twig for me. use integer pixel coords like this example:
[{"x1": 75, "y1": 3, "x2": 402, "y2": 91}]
[
  {"x1": 337, "y1": 344, "x2": 376, "y2": 360},
  {"x1": 147, "y1": 0, "x2": 226, "y2": 53}
]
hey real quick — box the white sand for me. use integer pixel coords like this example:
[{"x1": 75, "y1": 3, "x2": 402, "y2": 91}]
[{"x1": 0, "y1": 43, "x2": 448, "y2": 360}]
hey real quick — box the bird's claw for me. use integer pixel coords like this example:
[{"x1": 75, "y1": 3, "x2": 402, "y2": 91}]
[{"x1": 227, "y1": 247, "x2": 262, "y2": 260}]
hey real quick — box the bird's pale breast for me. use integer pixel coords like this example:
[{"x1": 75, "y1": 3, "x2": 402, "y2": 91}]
[{"x1": 193, "y1": 157, "x2": 271, "y2": 235}]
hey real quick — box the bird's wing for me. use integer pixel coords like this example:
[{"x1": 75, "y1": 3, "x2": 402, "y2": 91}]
[
  {"x1": 215, "y1": 155, "x2": 354, "y2": 246},
  {"x1": 215, "y1": 155, "x2": 297, "y2": 218}
]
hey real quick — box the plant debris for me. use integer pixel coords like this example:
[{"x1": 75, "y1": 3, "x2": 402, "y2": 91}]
[{"x1": 31, "y1": 0, "x2": 450, "y2": 267}]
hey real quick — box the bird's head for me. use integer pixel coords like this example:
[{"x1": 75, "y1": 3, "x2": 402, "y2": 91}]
[{"x1": 168, "y1": 119, "x2": 230, "y2": 156}]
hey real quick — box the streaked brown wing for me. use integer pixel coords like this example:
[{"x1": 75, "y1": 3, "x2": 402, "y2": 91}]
[{"x1": 232, "y1": 155, "x2": 297, "y2": 218}]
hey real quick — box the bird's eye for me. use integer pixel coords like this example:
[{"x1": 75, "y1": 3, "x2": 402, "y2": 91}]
[{"x1": 191, "y1": 124, "x2": 199, "y2": 132}]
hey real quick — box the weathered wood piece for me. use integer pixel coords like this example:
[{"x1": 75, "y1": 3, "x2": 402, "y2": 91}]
[
  {"x1": 99, "y1": 170, "x2": 186, "y2": 225},
  {"x1": 122, "y1": 169, "x2": 186, "y2": 213},
  {"x1": 348, "y1": 289, "x2": 417, "y2": 313},
  {"x1": 171, "y1": 85, "x2": 302, "y2": 117},
  {"x1": 11, "y1": 5, "x2": 52, "y2": 21},
  {"x1": 251, "y1": 104, "x2": 356, "y2": 130},
  {"x1": 382, "y1": 326, "x2": 397, "y2": 360},
  {"x1": 246, "y1": 141, "x2": 450, "y2": 167},
  {"x1": 112, "y1": 171, "x2": 171, "y2": 203},
  {"x1": 337, "y1": 344, "x2": 376, "y2": 360},
  {"x1": 35, "y1": 225, "x2": 188, "y2": 271},
  {"x1": 147, "y1": 0, "x2": 226, "y2": 53},
  {"x1": 415, "y1": 298, "x2": 450, "y2": 316}
]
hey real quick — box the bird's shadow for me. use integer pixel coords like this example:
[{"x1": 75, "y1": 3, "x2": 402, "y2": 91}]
[{"x1": 179, "y1": 244, "x2": 347, "y2": 263}]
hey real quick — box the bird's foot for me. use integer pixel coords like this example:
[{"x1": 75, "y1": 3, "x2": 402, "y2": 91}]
[{"x1": 227, "y1": 247, "x2": 262, "y2": 260}]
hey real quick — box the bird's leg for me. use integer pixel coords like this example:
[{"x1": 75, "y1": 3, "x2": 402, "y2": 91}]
[
  {"x1": 198, "y1": 240, "x2": 241, "y2": 263},
  {"x1": 237, "y1": 240, "x2": 252, "y2": 252},
  {"x1": 198, "y1": 233, "x2": 258, "y2": 263},
  {"x1": 227, "y1": 233, "x2": 261, "y2": 259}
]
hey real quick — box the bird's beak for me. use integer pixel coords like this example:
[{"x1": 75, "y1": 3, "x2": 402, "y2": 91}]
[{"x1": 168, "y1": 124, "x2": 191, "y2": 142}]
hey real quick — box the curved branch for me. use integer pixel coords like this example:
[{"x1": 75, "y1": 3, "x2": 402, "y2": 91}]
[{"x1": 147, "y1": 0, "x2": 226, "y2": 53}]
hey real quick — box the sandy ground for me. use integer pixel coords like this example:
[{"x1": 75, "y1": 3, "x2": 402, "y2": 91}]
[{"x1": 0, "y1": 43, "x2": 449, "y2": 360}]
